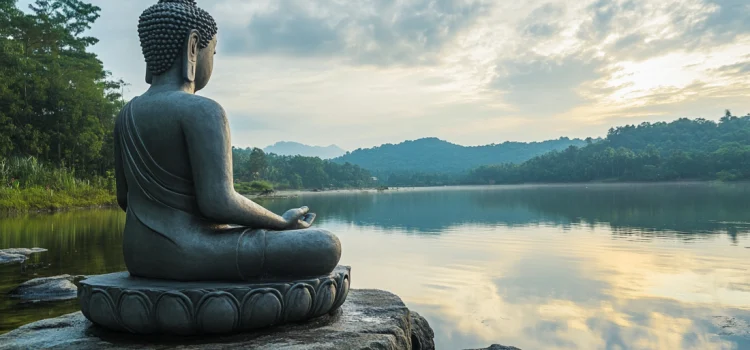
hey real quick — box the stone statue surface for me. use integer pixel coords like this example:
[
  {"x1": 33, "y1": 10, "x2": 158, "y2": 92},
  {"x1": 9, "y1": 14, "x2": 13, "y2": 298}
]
[
  {"x1": 77, "y1": 0, "x2": 350, "y2": 335},
  {"x1": 113, "y1": 0, "x2": 341, "y2": 281}
]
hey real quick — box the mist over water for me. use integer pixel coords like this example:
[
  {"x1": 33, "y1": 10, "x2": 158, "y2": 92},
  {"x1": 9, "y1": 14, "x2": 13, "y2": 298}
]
[{"x1": 2, "y1": 182, "x2": 750, "y2": 349}]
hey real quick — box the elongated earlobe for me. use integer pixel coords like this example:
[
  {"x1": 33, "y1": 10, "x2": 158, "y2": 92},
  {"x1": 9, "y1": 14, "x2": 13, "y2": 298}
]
[
  {"x1": 145, "y1": 70, "x2": 152, "y2": 84},
  {"x1": 183, "y1": 30, "x2": 200, "y2": 83}
]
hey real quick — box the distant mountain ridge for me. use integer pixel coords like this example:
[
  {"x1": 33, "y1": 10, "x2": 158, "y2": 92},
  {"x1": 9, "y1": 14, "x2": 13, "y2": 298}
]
[
  {"x1": 263, "y1": 141, "x2": 346, "y2": 159},
  {"x1": 333, "y1": 137, "x2": 588, "y2": 174}
]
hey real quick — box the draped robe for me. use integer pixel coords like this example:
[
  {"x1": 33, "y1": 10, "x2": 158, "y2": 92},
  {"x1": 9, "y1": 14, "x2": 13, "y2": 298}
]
[{"x1": 115, "y1": 98, "x2": 339, "y2": 281}]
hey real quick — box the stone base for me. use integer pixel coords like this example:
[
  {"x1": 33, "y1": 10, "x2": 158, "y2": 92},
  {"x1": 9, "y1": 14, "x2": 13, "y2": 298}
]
[
  {"x1": 77, "y1": 266, "x2": 350, "y2": 335},
  {"x1": 0, "y1": 289, "x2": 433, "y2": 350}
]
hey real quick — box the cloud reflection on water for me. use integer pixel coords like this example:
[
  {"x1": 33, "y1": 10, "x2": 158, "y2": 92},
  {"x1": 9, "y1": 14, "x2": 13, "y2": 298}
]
[
  {"x1": 328, "y1": 223, "x2": 748, "y2": 349},
  {"x1": 258, "y1": 183, "x2": 750, "y2": 349}
]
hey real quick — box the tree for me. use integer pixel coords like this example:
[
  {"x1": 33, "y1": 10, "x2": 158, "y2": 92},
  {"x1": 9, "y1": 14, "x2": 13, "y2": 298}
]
[
  {"x1": 0, "y1": 0, "x2": 125, "y2": 176},
  {"x1": 248, "y1": 148, "x2": 267, "y2": 179}
]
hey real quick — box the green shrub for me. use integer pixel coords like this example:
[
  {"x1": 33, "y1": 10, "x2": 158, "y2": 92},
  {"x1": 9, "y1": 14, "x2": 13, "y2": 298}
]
[{"x1": 0, "y1": 157, "x2": 116, "y2": 211}]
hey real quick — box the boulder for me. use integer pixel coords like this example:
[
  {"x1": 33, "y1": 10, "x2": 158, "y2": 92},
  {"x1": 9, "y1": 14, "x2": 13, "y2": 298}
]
[
  {"x1": 409, "y1": 311, "x2": 435, "y2": 350},
  {"x1": 0, "y1": 289, "x2": 435, "y2": 350},
  {"x1": 9, "y1": 275, "x2": 83, "y2": 302}
]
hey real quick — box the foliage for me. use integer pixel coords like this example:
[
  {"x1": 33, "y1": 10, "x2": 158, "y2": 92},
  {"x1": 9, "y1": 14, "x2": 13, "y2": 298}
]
[
  {"x1": 0, "y1": 156, "x2": 113, "y2": 191},
  {"x1": 233, "y1": 147, "x2": 376, "y2": 190},
  {"x1": 234, "y1": 180, "x2": 274, "y2": 194},
  {"x1": 0, "y1": 156, "x2": 114, "y2": 211},
  {"x1": 466, "y1": 114, "x2": 750, "y2": 184},
  {"x1": 0, "y1": 0, "x2": 126, "y2": 178}
]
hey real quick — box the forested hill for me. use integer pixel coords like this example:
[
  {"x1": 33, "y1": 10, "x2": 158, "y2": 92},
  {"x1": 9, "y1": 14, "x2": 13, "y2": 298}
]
[
  {"x1": 332, "y1": 137, "x2": 587, "y2": 174},
  {"x1": 468, "y1": 113, "x2": 750, "y2": 184}
]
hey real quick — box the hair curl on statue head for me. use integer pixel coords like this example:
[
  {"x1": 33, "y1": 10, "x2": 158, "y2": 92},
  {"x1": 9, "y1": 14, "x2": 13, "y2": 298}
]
[{"x1": 137, "y1": 0, "x2": 218, "y2": 75}]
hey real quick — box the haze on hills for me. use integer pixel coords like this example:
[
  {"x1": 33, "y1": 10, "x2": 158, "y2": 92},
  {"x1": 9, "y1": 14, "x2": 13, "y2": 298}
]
[{"x1": 263, "y1": 141, "x2": 346, "y2": 159}]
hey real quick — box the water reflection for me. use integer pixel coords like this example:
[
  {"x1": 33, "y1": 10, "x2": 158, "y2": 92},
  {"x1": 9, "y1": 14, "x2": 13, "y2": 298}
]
[
  {"x1": 0, "y1": 209, "x2": 125, "y2": 333},
  {"x1": 1, "y1": 183, "x2": 750, "y2": 349},
  {"x1": 261, "y1": 183, "x2": 750, "y2": 239}
]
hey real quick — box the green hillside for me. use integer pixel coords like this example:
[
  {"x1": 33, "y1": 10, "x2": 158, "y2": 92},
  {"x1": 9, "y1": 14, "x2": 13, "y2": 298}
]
[
  {"x1": 468, "y1": 112, "x2": 750, "y2": 184},
  {"x1": 333, "y1": 137, "x2": 588, "y2": 176}
]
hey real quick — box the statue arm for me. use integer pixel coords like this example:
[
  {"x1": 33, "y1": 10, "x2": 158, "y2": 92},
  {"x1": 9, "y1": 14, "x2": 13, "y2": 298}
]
[
  {"x1": 113, "y1": 114, "x2": 128, "y2": 212},
  {"x1": 182, "y1": 102, "x2": 288, "y2": 230}
]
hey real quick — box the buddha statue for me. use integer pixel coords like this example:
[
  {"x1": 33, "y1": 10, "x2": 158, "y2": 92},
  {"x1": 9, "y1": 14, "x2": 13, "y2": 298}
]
[{"x1": 113, "y1": 0, "x2": 342, "y2": 282}]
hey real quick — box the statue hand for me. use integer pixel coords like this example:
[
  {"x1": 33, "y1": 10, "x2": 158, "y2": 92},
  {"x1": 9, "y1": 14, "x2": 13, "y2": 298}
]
[{"x1": 281, "y1": 207, "x2": 316, "y2": 230}]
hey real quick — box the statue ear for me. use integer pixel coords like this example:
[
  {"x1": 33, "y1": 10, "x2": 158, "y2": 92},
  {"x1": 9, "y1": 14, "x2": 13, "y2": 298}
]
[
  {"x1": 145, "y1": 69, "x2": 153, "y2": 84},
  {"x1": 183, "y1": 29, "x2": 200, "y2": 83}
]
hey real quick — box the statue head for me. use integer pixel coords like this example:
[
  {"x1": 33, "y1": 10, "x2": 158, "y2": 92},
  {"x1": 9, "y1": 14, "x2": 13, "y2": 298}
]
[{"x1": 138, "y1": 0, "x2": 218, "y2": 91}]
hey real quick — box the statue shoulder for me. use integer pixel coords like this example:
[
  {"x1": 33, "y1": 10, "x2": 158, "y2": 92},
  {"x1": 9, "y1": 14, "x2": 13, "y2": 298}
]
[{"x1": 180, "y1": 94, "x2": 228, "y2": 125}]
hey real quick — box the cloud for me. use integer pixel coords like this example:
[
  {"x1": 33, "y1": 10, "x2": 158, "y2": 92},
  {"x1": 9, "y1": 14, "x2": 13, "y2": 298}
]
[
  {"x1": 574, "y1": 0, "x2": 750, "y2": 61},
  {"x1": 219, "y1": 1, "x2": 345, "y2": 57},
  {"x1": 693, "y1": 0, "x2": 750, "y2": 42},
  {"x1": 217, "y1": 0, "x2": 489, "y2": 66},
  {"x1": 518, "y1": 3, "x2": 566, "y2": 38},
  {"x1": 492, "y1": 55, "x2": 611, "y2": 115},
  {"x1": 714, "y1": 60, "x2": 750, "y2": 77},
  {"x1": 49, "y1": 0, "x2": 750, "y2": 150}
]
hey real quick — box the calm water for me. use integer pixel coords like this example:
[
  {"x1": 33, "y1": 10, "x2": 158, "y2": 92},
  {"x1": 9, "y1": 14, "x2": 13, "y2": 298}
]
[{"x1": 2, "y1": 183, "x2": 750, "y2": 349}]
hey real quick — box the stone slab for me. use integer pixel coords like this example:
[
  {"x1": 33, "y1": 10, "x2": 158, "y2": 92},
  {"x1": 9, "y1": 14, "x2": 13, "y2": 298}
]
[
  {"x1": 9, "y1": 275, "x2": 83, "y2": 302},
  {"x1": 77, "y1": 266, "x2": 351, "y2": 335},
  {"x1": 0, "y1": 289, "x2": 431, "y2": 350}
]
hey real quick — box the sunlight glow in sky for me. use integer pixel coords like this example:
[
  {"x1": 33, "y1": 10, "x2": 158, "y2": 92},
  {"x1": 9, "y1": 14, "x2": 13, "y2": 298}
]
[{"x1": 20, "y1": 0, "x2": 750, "y2": 150}]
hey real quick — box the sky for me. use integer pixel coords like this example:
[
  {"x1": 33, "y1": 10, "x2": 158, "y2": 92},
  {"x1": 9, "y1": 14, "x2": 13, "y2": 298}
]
[{"x1": 18, "y1": 0, "x2": 750, "y2": 150}]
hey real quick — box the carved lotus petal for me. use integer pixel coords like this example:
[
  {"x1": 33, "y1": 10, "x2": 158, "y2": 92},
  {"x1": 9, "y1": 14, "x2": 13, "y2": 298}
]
[
  {"x1": 313, "y1": 279, "x2": 337, "y2": 317},
  {"x1": 196, "y1": 292, "x2": 239, "y2": 334},
  {"x1": 284, "y1": 284, "x2": 313, "y2": 322},
  {"x1": 88, "y1": 289, "x2": 122, "y2": 331},
  {"x1": 241, "y1": 290, "x2": 282, "y2": 330},
  {"x1": 78, "y1": 285, "x2": 91, "y2": 320},
  {"x1": 331, "y1": 276, "x2": 350, "y2": 311},
  {"x1": 155, "y1": 292, "x2": 194, "y2": 335},
  {"x1": 119, "y1": 291, "x2": 154, "y2": 334}
]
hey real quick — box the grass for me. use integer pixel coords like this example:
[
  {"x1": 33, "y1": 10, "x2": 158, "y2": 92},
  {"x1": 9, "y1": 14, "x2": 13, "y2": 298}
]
[
  {"x1": 0, "y1": 157, "x2": 116, "y2": 212},
  {"x1": 234, "y1": 180, "x2": 275, "y2": 194},
  {"x1": 0, "y1": 187, "x2": 115, "y2": 211}
]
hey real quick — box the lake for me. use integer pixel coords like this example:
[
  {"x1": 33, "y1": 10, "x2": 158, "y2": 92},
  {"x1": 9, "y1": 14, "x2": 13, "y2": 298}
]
[{"x1": 2, "y1": 182, "x2": 750, "y2": 349}]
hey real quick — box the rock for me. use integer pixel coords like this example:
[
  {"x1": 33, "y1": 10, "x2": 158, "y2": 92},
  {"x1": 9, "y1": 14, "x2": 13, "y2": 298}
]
[
  {"x1": 0, "y1": 252, "x2": 26, "y2": 265},
  {"x1": 465, "y1": 345, "x2": 522, "y2": 350},
  {"x1": 0, "y1": 248, "x2": 47, "y2": 265},
  {"x1": 1, "y1": 248, "x2": 48, "y2": 255},
  {"x1": 409, "y1": 311, "x2": 435, "y2": 350},
  {"x1": 9, "y1": 275, "x2": 83, "y2": 302},
  {"x1": 0, "y1": 289, "x2": 433, "y2": 350}
]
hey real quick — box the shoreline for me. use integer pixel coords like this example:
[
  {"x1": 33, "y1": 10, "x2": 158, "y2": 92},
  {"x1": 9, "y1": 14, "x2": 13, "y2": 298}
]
[
  {"x1": 0, "y1": 203, "x2": 119, "y2": 217},
  {"x1": 0, "y1": 187, "x2": 116, "y2": 215},
  {"x1": 244, "y1": 179, "x2": 736, "y2": 199},
  {"x1": 0, "y1": 180, "x2": 739, "y2": 213}
]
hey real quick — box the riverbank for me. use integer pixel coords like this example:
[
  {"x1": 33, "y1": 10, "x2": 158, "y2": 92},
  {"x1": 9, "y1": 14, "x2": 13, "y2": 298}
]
[
  {"x1": 0, "y1": 187, "x2": 116, "y2": 213},
  {"x1": 0, "y1": 180, "x2": 734, "y2": 213}
]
